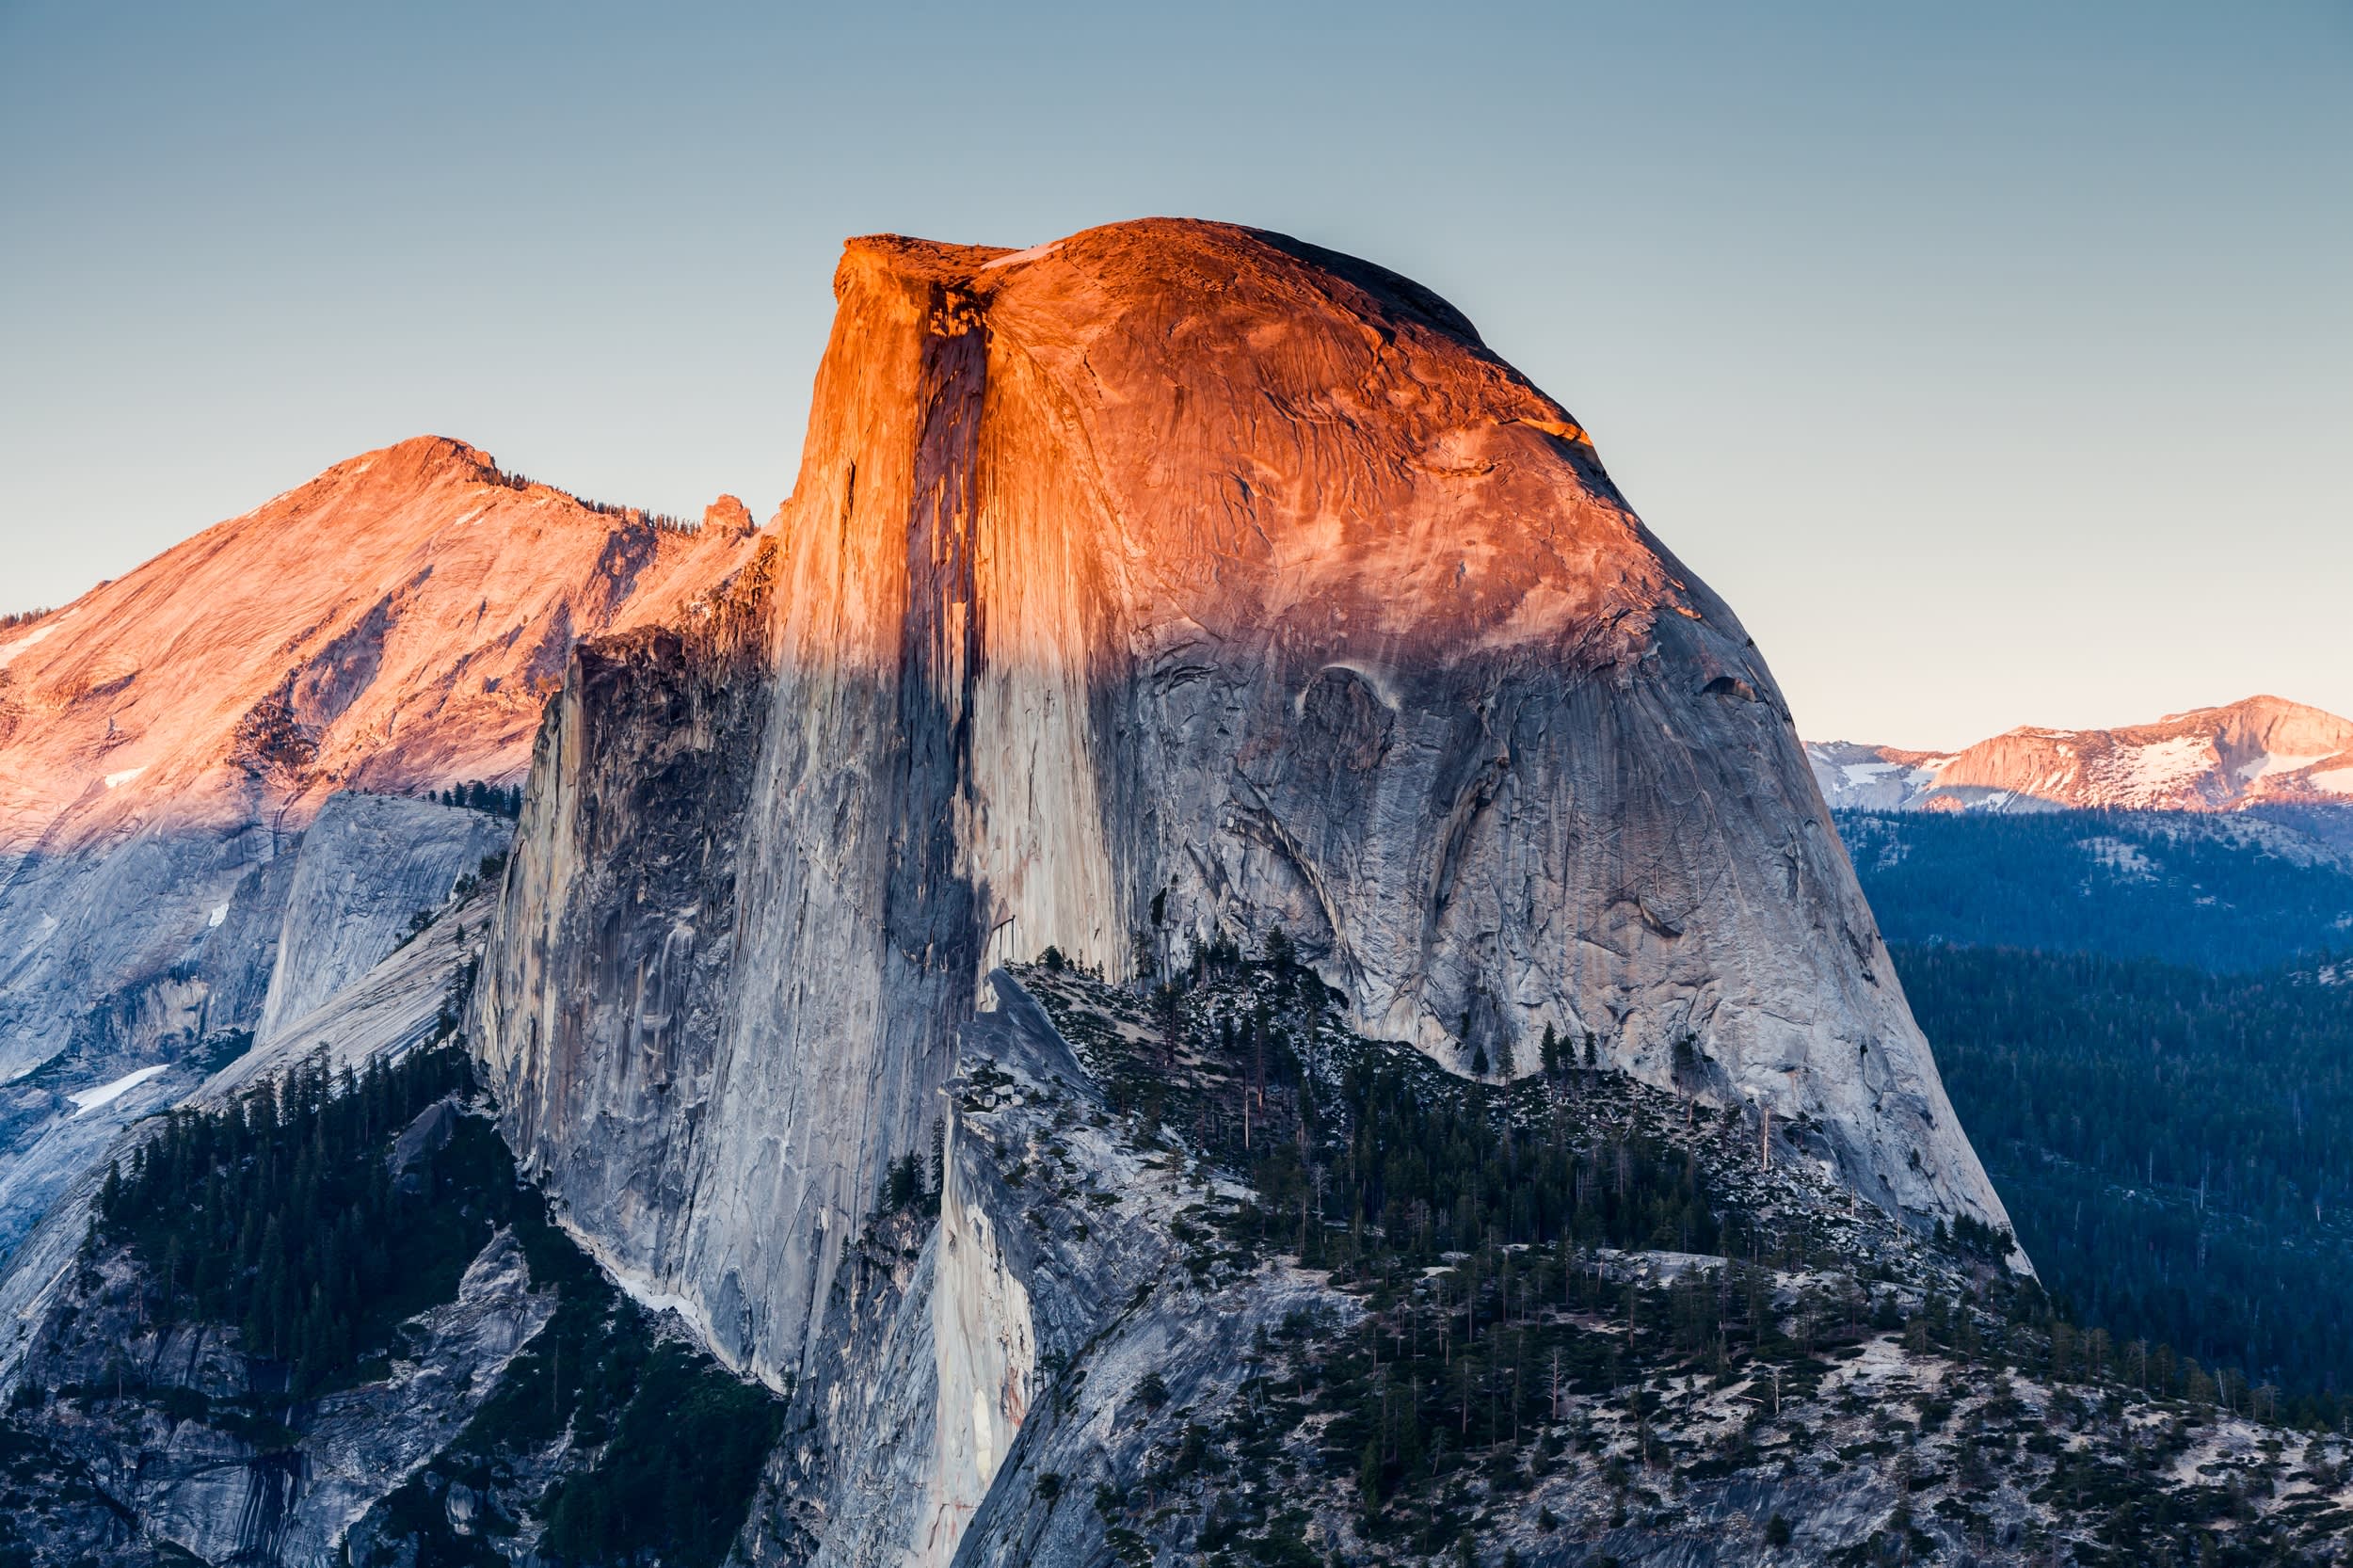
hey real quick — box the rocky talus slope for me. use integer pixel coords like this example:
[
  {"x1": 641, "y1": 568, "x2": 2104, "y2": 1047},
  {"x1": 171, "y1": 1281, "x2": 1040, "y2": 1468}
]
[
  {"x1": 475, "y1": 220, "x2": 2011, "y2": 1410},
  {"x1": 1809, "y1": 695, "x2": 2353, "y2": 815}
]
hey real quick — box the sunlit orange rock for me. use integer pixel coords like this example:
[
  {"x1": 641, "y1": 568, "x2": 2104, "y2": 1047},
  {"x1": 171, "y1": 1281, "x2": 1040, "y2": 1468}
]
[
  {"x1": 1811, "y1": 694, "x2": 2353, "y2": 813},
  {"x1": 0, "y1": 437, "x2": 757, "y2": 1075},
  {"x1": 477, "y1": 220, "x2": 2016, "y2": 1402}
]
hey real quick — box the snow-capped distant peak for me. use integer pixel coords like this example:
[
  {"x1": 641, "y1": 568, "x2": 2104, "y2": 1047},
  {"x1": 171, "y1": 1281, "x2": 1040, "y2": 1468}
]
[{"x1": 1808, "y1": 696, "x2": 2353, "y2": 815}]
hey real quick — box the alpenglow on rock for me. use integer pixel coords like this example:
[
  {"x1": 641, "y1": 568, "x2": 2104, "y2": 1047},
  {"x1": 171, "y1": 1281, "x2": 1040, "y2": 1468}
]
[
  {"x1": 1809, "y1": 694, "x2": 2353, "y2": 815},
  {"x1": 0, "y1": 436, "x2": 757, "y2": 1083},
  {"x1": 474, "y1": 219, "x2": 2013, "y2": 1388}
]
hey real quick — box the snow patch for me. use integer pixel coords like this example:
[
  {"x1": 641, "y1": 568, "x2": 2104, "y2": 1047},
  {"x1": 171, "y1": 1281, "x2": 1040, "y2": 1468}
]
[
  {"x1": 2310, "y1": 767, "x2": 2353, "y2": 796},
  {"x1": 2084, "y1": 736, "x2": 2214, "y2": 808},
  {"x1": 208, "y1": 902, "x2": 230, "y2": 928},
  {"x1": 980, "y1": 240, "x2": 1064, "y2": 270},
  {"x1": 69, "y1": 1064, "x2": 169, "y2": 1116},
  {"x1": 104, "y1": 767, "x2": 145, "y2": 790},
  {"x1": 0, "y1": 616, "x2": 66, "y2": 669},
  {"x1": 2239, "y1": 751, "x2": 2334, "y2": 783}
]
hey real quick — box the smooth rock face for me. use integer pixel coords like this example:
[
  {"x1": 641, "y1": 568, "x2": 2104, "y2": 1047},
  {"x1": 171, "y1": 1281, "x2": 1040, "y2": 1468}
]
[
  {"x1": 1809, "y1": 694, "x2": 2353, "y2": 814},
  {"x1": 477, "y1": 219, "x2": 2013, "y2": 1398},
  {"x1": 253, "y1": 792, "x2": 511, "y2": 1048}
]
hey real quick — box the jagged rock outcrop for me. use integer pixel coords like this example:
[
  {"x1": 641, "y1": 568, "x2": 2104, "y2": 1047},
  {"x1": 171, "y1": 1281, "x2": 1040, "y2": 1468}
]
[
  {"x1": 1809, "y1": 694, "x2": 2353, "y2": 814},
  {"x1": 475, "y1": 219, "x2": 2011, "y2": 1401}
]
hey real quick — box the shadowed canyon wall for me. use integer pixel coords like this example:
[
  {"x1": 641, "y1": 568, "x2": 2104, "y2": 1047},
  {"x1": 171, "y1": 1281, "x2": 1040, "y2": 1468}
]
[{"x1": 474, "y1": 219, "x2": 2014, "y2": 1389}]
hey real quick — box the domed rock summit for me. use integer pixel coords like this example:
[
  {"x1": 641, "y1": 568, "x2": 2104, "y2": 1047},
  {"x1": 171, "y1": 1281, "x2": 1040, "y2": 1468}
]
[{"x1": 474, "y1": 219, "x2": 2016, "y2": 1394}]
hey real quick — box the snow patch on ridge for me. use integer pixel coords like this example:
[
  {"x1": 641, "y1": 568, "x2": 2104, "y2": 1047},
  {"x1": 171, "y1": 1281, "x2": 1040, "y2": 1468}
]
[
  {"x1": 69, "y1": 1064, "x2": 168, "y2": 1116},
  {"x1": 0, "y1": 616, "x2": 67, "y2": 669},
  {"x1": 2241, "y1": 751, "x2": 2335, "y2": 783},
  {"x1": 2085, "y1": 736, "x2": 2214, "y2": 806},
  {"x1": 980, "y1": 240, "x2": 1064, "y2": 270}
]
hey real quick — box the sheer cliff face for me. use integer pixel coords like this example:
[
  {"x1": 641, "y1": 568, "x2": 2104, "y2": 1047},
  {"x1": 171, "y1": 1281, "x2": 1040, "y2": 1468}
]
[{"x1": 476, "y1": 219, "x2": 2012, "y2": 1386}]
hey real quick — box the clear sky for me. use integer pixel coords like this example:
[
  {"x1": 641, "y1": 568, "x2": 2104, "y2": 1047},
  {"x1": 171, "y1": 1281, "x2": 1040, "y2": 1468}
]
[{"x1": 3, "y1": 1, "x2": 2345, "y2": 748}]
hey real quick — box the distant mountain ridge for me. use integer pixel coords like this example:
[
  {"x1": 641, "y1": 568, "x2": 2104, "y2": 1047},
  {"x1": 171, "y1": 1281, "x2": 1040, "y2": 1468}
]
[{"x1": 1809, "y1": 695, "x2": 2353, "y2": 814}]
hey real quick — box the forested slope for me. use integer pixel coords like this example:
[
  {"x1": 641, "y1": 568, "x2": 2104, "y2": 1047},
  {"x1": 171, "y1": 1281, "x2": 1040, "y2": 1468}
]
[
  {"x1": 1842, "y1": 809, "x2": 2353, "y2": 972},
  {"x1": 1900, "y1": 944, "x2": 2353, "y2": 1410}
]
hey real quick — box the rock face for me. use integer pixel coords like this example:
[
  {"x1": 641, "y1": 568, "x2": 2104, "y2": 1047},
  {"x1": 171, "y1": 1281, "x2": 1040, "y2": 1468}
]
[
  {"x1": 252, "y1": 792, "x2": 511, "y2": 1048},
  {"x1": 475, "y1": 219, "x2": 2011, "y2": 1399},
  {"x1": 1809, "y1": 695, "x2": 2353, "y2": 814},
  {"x1": 0, "y1": 435, "x2": 755, "y2": 1085},
  {"x1": 0, "y1": 872, "x2": 501, "y2": 1388},
  {"x1": 0, "y1": 793, "x2": 505, "y2": 1266}
]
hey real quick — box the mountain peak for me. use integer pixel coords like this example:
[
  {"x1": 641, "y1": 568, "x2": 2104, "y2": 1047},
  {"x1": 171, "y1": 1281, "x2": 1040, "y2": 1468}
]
[
  {"x1": 310, "y1": 434, "x2": 504, "y2": 494},
  {"x1": 1810, "y1": 696, "x2": 2353, "y2": 814},
  {"x1": 474, "y1": 218, "x2": 2011, "y2": 1404},
  {"x1": 0, "y1": 440, "x2": 730, "y2": 855}
]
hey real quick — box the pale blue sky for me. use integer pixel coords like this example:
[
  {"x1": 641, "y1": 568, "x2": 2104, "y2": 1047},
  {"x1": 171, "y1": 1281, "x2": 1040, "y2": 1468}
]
[{"x1": 3, "y1": 1, "x2": 2345, "y2": 747}]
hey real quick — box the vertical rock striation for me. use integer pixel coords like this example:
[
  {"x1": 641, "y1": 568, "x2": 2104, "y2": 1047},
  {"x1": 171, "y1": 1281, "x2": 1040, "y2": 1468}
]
[{"x1": 475, "y1": 219, "x2": 2014, "y2": 1395}]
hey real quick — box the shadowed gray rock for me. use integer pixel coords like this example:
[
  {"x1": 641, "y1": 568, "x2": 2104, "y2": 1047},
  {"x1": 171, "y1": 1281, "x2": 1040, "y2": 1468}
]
[
  {"x1": 475, "y1": 221, "x2": 2016, "y2": 1405},
  {"x1": 253, "y1": 792, "x2": 511, "y2": 1048}
]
